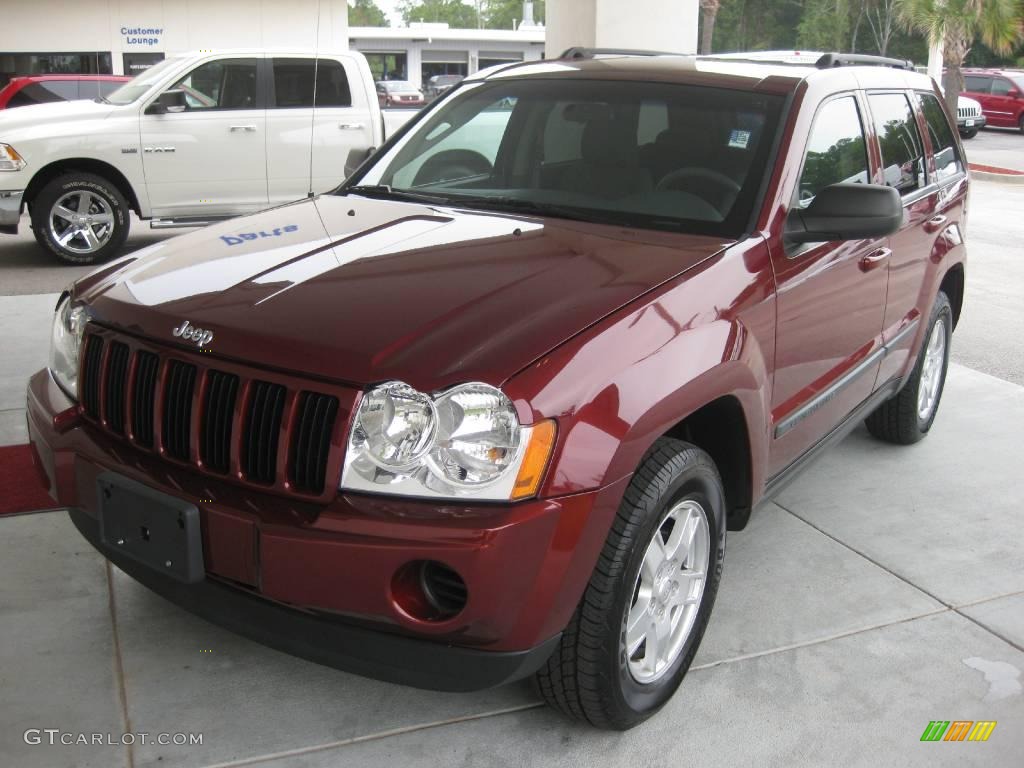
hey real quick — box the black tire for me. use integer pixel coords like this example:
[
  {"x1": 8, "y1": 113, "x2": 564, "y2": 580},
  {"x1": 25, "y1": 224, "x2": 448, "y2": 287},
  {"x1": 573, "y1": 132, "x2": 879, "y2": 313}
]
[
  {"x1": 865, "y1": 291, "x2": 953, "y2": 444},
  {"x1": 535, "y1": 438, "x2": 727, "y2": 730},
  {"x1": 31, "y1": 173, "x2": 130, "y2": 265},
  {"x1": 960, "y1": 128, "x2": 978, "y2": 139},
  {"x1": 1019, "y1": 115, "x2": 1024, "y2": 135}
]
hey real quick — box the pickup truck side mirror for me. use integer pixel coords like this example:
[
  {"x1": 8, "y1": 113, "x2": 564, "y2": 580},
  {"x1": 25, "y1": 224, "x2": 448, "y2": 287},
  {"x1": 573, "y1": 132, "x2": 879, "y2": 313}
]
[
  {"x1": 145, "y1": 89, "x2": 188, "y2": 115},
  {"x1": 786, "y1": 183, "x2": 903, "y2": 243},
  {"x1": 344, "y1": 146, "x2": 376, "y2": 178}
]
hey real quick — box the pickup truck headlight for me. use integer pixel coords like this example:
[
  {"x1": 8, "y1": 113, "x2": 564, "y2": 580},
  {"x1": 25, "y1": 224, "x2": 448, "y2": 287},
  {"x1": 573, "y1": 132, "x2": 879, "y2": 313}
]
[
  {"x1": 341, "y1": 381, "x2": 556, "y2": 502},
  {"x1": 0, "y1": 144, "x2": 26, "y2": 171},
  {"x1": 49, "y1": 294, "x2": 89, "y2": 400}
]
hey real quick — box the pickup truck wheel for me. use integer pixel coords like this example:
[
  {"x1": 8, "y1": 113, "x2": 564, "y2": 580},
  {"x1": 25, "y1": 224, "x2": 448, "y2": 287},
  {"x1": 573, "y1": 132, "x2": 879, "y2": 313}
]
[
  {"x1": 866, "y1": 291, "x2": 952, "y2": 444},
  {"x1": 31, "y1": 173, "x2": 130, "y2": 264},
  {"x1": 535, "y1": 438, "x2": 726, "y2": 729}
]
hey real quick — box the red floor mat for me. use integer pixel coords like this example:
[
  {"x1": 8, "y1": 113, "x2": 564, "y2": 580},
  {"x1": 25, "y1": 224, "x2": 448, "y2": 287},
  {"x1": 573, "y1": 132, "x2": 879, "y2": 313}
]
[{"x1": 0, "y1": 444, "x2": 59, "y2": 516}]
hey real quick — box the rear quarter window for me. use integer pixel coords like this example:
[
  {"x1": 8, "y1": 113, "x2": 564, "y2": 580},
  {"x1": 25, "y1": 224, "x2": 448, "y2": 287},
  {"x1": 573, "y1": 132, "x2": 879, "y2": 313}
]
[{"x1": 918, "y1": 93, "x2": 963, "y2": 183}]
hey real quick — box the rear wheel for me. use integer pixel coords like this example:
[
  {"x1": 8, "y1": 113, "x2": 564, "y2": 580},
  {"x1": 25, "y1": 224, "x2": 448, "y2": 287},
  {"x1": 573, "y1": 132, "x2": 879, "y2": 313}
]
[
  {"x1": 535, "y1": 438, "x2": 726, "y2": 730},
  {"x1": 31, "y1": 172, "x2": 130, "y2": 264},
  {"x1": 866, "y1": 291, "x2": 952, "y2": 444}
]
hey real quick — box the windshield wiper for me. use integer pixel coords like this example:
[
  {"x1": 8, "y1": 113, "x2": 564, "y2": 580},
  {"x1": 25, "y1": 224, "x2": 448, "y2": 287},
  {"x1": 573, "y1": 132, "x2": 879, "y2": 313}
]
[
  {"x1": 344, "y1": 185, "x2": 449, "y2": 205},
  {"x1": 440, "y1": 195, "x2": 614, "y2": 225}
]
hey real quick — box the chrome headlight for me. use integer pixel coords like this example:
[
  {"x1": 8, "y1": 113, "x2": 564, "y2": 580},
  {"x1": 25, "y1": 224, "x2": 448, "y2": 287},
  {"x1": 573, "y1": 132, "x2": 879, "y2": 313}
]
[
  {"x1": 0, "y1": 144, "x2": 27, "y2": 172},
  {"x1": 49, "y1": 294, "x2": 89, "y2": 399},
  {"x1": 341, "y1": 381, "x2": 556, "y2": 501}
]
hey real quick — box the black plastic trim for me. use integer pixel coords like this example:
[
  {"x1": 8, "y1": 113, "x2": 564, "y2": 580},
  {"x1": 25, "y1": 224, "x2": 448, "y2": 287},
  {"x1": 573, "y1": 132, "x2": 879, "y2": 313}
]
[{"x1": 69, "y1": 507, "x2": 560, "y2": 692}]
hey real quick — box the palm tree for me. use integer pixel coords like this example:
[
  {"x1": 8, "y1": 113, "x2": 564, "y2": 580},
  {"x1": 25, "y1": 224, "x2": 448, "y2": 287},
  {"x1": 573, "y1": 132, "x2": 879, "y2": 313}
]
[
  {"x1": 897, "y1": 0, "x2": 1023, "y2": 113},
  {"x1": 700, "y1": 0, "x2": 721, "y2": 54}
]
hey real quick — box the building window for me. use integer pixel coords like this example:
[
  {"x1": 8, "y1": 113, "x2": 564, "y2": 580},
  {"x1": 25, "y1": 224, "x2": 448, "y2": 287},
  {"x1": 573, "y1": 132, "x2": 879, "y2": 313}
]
[
  {"x1": 362, "y1": 52, "x2": 408, "y2": 82},
  {"x1": 421, "y1": 50, "x2": 468, "y2": 83},
  {"x1": 0, "y1": 52, "x2": 112, "y2": 88},
  {"x1": 478, "y1": 52, "x2": 523, "y2": 70}
]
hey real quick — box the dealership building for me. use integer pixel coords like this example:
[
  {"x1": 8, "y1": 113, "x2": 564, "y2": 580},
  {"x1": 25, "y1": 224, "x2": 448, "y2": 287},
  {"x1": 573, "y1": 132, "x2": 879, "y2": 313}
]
[{"x1": 0, "y1": 0, "x2": 545, "y2": 89}]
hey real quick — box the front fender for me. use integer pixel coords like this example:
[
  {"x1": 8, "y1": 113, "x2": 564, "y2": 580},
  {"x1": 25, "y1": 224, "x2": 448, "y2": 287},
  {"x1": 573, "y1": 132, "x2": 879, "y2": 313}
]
[{"x1": 505, "y1": 237, "x2": 775, "y2": 502}]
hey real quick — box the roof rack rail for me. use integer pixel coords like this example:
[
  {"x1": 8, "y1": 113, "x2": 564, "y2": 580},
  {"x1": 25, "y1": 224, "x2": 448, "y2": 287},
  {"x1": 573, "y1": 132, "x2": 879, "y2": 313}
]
[
  {"x1": 560, "y1": 47, "x2": 679, "y2": 60},
  {"x1": 815, "y1": 53, "x2": 914, "y2": 70}
]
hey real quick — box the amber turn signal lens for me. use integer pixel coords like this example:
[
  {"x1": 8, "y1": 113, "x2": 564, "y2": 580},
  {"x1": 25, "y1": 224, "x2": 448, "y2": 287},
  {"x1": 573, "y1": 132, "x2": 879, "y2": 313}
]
[{"x1": 511, "y1": 419, "x2": 557, "y2": 500}]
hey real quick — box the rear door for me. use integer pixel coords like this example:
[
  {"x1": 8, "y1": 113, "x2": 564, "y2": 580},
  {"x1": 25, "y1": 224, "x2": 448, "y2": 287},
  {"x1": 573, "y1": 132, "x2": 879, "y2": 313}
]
[
  {"x1": 767, "y1": 93, "x2": 889, "y2": 475},
  {"x1": 988, "y1": 76, "x2": 1020, "y2": 127},
  {"x1": 266, "y1": 56, "x2": 375, "y2": 205},
  {"x1": 140, "y1": 56, "x2": 268, "y2": 217}
]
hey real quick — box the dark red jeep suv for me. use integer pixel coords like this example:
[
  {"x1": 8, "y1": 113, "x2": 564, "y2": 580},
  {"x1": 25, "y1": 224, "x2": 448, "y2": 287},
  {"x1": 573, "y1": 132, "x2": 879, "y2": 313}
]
[{"x1": 27, "y1": 50, "x2": 967, "y2": 729}]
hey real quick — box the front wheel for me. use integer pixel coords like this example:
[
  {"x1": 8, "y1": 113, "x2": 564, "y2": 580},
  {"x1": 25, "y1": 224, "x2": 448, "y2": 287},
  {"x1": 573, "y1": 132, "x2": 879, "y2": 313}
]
[
  {"x1": 866, "y1": 291, "x2": 952, "y2": 444},
  {"x1": 535, "y1": 438, "x2": 726, "y2": 729},
  {"x1": 960, "y1": 128, "x2": 978, "y2": 139},
  {"x1": 31, "y1": 173, "x2": 130, "y2": 264}
]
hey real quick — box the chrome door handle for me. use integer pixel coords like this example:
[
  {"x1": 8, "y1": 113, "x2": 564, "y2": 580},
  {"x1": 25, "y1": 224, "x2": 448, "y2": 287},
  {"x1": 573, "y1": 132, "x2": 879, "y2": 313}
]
[
  {"x1": 924, "y1": 214, "x2": 948, "y2": 233},
  {"x1": 859, "y1": 247, "x2": 891, "y2": 272},
  {"x1": 230, "y1": 125, "x2": 257, "y2": 132},
  {"x1": 338, "y1": 122, "x2": 365, "y2": 130}
]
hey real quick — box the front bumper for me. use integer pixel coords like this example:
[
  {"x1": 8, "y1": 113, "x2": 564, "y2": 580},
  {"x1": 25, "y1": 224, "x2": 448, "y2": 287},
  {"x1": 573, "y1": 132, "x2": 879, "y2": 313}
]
[
  {"x1": 958, "y1": 114, "x2": 987, "y2": 131},
  {"x1": 0, "y1": 189, "x2": 24, "y2": 233},
  {"x1": 27, "y1": 368, "x2": 629, "y2": 690}
]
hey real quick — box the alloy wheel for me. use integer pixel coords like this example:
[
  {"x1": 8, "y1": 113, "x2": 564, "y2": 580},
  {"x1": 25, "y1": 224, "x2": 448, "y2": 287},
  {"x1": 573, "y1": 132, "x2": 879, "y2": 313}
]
[
  {"x1": 49, "y1": 190, "x2": 115, "y2": 255},
  {"x1": 624, "y1": 498, "x2": 711, "y2": 684},
  {"x1": 917, "y1": 317, "x2": 947, "y2": 421}
]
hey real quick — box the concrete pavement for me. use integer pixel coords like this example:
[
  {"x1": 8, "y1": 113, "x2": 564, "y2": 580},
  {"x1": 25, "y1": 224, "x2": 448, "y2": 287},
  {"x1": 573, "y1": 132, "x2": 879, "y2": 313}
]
[{"x1": 962, "y1": 128, "x2": 1024, "y2": 173}]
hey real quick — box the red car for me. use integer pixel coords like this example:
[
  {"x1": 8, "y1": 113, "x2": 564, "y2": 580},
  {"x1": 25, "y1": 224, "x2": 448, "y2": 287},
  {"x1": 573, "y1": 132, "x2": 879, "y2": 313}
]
[
  {"x1": 0, "y1": 74, "x2": 131, "y2": 109},
  {"x1": 27, "y1": 51, "x2": 966, "y2": 729},
  {"x1": 962, "y1": 68, "x2": 1024, "y2": 132}
]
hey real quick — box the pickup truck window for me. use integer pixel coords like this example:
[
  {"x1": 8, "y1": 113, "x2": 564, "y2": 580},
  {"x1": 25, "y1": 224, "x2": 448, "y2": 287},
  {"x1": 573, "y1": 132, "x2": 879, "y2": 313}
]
[
  {"x1": 105, "y1": 56, "x2": 182, "y2": 104},
  {"x1": 868, "y1": 92, "x2": 925, "y2": 196},
  {"x1": 795, "y1": 96, "x2": 869, "y2": 208},
  {"x1": 271, "y1": 58, "x2": 352, "y2": 108},
  {"x1": 352, "y1": 79, "x2": 783, "y2": 238},
  {"x1": 918, "y1": 92, "x2": 963, "y2": 183},
  {"x1": 172, "y1": 58, "x2": 258, "y2": 110}
]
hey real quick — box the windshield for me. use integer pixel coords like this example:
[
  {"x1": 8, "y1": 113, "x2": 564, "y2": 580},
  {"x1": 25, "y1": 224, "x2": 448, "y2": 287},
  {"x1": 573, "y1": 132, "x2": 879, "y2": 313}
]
[
  {"x1": 1013, "y1": 74, "x2": 1024, "y2": 91},
  {"x1": 347, "y1": 79, "x2": 783, "y2": 237},
  {"x1": 104, "y1": 57, "x2": 183, "y2": 105}
]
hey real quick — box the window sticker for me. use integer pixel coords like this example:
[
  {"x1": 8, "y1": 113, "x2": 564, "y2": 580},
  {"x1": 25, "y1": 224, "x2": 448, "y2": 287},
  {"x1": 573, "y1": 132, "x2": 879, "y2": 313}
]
[{"x1": 728, "y1": 129, "x2": 751, "y2": 149}]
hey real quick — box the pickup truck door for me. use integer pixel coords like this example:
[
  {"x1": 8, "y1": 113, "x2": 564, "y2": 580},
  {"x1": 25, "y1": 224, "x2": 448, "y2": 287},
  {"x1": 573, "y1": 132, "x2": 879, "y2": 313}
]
[
  {"x1": 767, "y1": 94, "x2": 889, "y2": 477},
  {"x1": 140, "y1": 56, "x2": 268, "y2": 218},
  {"x1": 265, "y1": 56, "x2": 377, "y2": 205}
]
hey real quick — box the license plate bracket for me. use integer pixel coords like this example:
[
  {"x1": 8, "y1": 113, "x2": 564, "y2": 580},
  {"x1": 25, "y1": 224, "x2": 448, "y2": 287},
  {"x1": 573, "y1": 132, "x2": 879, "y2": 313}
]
[{"x1": 97, "y1": 472, "x2": 204, "y2": 583}]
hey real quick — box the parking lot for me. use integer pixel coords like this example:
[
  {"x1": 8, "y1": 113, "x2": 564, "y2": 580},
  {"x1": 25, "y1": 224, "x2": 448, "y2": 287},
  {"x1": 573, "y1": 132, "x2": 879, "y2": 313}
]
[
  {"x1": 962, "y1": 126, "x2": 1024, "y2": 172},
  {"x1": 1, "y1": 175, "x2": 1022, "y2": 767}
]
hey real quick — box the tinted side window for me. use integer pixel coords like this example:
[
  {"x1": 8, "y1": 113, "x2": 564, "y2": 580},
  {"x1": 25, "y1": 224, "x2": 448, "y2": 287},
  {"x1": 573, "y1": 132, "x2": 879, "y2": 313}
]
[
  {"x1": 173, "y1": 58, "x2": 258, "y2": 110},
  {"x1": 98, "y1": 81, "x2": 124, "y2": 98},
  {"x1": 6, "y1": 82, "x2": 74, "y2": 107},
  {"x1": 796, "y1": 96, "x2": 869, "y2": 208},
  {"x1": 315, "y1": 59, "x2": 352, "y2": 107},
  {"x1": 272, "y1": 59, "x2": 352, "y2": 108},
  {"x1": 991, "y1": 78, "x2": 1013, "y2": 96},
  {"x1": 963, "y1": 75, "x2": 991, "y2": 93},
  {"x1": 868, "y1": 93, "x2": 925, "y2": 196},
  {"x1": 919, "y1": 93, "x2": 963, "y2": 182}
]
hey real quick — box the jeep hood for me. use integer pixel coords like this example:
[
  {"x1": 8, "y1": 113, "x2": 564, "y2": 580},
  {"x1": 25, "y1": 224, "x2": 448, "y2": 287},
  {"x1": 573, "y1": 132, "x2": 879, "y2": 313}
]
[
  {"x1": 77, "y1": 196, "x2": 730, "y2": 391},
  {"x1": 0, "y1": 99, "x2": 118, "y2": 138}
]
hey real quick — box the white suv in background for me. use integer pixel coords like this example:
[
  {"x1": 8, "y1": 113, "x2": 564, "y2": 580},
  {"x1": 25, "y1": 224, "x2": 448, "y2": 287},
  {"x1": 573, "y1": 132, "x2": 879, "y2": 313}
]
[{"x1": 0, "y1": 50, "x2": 417, "y2": 263}]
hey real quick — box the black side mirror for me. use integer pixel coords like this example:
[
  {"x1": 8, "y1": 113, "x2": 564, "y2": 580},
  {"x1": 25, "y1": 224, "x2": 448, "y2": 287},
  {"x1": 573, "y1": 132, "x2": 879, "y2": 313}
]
[
  {"x1": 786, "y1": 183, "x2": 903, "y2": 243},
  {"x1": 344, "y1": 146, "x2": 376, "y2": 178},
  {"x1": 145, "y1": 89, "x2": 188, "y2": 115}
]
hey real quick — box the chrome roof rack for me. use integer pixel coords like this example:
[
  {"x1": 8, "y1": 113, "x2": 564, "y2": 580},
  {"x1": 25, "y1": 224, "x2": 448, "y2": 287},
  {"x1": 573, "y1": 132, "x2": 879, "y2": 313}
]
[{"x1": 815, "y1": 53, "x2": 914, "y2": 70}]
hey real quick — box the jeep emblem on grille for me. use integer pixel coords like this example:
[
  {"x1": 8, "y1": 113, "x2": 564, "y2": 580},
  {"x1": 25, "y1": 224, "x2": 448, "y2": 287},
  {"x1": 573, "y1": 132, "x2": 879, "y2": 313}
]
[{"x1": 172, "y1": 320, "x2": 214, "y2": 347}]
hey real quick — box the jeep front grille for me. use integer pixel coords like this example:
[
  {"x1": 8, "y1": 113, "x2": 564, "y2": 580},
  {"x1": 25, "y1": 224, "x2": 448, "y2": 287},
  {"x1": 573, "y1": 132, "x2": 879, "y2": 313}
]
[{"x1": 79, "y1": 327, "x2": 350, "y2": 500}]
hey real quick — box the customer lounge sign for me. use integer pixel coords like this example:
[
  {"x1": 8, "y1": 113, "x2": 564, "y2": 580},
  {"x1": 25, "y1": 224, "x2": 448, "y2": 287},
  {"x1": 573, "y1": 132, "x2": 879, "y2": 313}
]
[{"x1": 122, "y1": 26, "x2": 163, "y2": 46}]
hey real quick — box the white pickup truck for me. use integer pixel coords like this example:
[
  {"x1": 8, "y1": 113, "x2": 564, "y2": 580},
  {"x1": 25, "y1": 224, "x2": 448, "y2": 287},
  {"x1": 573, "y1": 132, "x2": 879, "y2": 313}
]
[{"x1": 0, "y1": 49, "x2": 416, "y2": 263}]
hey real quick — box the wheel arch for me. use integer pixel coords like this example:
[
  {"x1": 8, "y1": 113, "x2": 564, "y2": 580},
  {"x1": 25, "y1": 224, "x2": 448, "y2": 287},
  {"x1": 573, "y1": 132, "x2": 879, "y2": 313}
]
[
  {"x1": 23, "y1": 158, "x2": 142, "y2": 217},
  {"x1": 939, "y1": 262, "x2": 965, "y2": 330}
]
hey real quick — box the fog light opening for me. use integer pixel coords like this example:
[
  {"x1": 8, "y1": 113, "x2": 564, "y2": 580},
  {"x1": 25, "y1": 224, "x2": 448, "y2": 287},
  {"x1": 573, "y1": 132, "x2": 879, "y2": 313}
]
[{"x1": 390, "y1": 560, "x2": 467, "y2": 622}]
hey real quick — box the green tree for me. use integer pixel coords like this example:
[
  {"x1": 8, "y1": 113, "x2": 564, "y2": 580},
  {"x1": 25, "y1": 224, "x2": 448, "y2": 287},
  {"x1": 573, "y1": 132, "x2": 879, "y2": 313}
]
[
  {"x1": 896, "y1": 0, "x2": 1023, "y2": 113},
  {"x1": 798, "y1": 0, "x2": 851, "y2": 51},
  {"x1": 399, "y1": 0, "x2": 480, "y2": 27},
  {"x1": 483, "y1": 0, "x2": 545, "y2": 29},
  {"x1": 349, "y1": 0, "x2": 389, "y2": 26}
]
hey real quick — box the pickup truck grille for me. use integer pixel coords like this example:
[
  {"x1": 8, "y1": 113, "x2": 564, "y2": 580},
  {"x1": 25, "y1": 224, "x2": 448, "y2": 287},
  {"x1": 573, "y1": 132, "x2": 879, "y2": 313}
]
[{"x1": 79, "y1": 328, "x2": 350, "y2": 498}]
